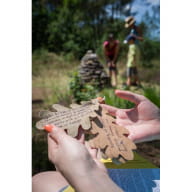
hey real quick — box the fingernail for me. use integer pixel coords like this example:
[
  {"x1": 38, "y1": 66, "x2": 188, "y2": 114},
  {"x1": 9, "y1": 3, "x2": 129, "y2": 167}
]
[
  {"x1": 44, "y1": 124, "x2": 54, "y2": 133},
  {"x1": 96, "y1": 97, "x2": 105, "y2": 104}
]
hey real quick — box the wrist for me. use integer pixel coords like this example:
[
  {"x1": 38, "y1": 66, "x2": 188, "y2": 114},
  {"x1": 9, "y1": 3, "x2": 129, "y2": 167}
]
[{"x1": 66, "y1": 167, "x2": 123, "y2": 192}]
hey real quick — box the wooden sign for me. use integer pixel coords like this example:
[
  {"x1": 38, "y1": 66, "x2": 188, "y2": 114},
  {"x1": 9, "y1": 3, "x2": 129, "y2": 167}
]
[
  {"x1": 36, "y1": 99, "x2": 136, "y2": 163},
  {"x1": 36, "y1": 99, "x2": 100, "y2": 137},
  {"x1": 88, "y1": 108, "x2": 137, "y2": 163}
]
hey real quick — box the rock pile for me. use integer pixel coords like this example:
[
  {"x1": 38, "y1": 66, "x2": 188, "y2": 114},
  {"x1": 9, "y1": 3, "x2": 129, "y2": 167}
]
[{"x1": 79, "y1": 50, "x2": 110, "y2": 88}]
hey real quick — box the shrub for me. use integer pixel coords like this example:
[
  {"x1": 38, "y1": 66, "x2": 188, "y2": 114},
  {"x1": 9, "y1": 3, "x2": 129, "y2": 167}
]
[
  {"x1": 139, "y1": 39, "x2": 160, "y2": 68},
  {"x1": 69, "y1": 72, "x2": 98, "y2": 103}
]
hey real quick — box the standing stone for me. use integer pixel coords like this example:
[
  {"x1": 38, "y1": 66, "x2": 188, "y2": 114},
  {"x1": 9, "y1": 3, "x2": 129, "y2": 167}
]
[{"x1": 79, "y1": 50, "x2": 110, "y2": 88}]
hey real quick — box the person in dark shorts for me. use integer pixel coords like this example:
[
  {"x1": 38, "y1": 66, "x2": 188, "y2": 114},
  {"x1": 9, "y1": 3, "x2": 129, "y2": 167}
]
[
  {"x1": 103, "y1": 33, "x2": 119, "y2": 87},
  {"x1": 126, "y1": 35, "x2": 140, "y2": 86}
]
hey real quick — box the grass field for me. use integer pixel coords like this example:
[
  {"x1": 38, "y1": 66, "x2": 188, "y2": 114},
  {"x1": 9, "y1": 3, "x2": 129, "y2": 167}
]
[{"x1": 32, "y1": 50, "x2": 159, "y2": 107}]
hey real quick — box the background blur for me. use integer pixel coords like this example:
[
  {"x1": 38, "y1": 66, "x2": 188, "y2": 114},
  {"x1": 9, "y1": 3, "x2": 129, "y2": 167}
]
[{"x1": 32, "y1": 0, "x2": 160, "y2": 175}]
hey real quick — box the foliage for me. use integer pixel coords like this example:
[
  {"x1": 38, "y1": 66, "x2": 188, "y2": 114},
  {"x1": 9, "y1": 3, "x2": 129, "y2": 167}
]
[
  {"x1": 69, "y1": 72, "x2": 98, "y2": 103},
  {"x1": 33, "y1": 0, "x2": 133, "y2": 57},
  {"x1": 33, "y1": 0, "x2": 160, "y2": 67},
  {"x1": 139, "y1": 39, "x2": 160, "y2": 67}
]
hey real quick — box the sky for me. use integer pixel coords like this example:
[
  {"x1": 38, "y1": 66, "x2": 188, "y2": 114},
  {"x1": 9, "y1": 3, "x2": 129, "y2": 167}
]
[
  {"x1": 130, "y1": 0, "x2": 160, "y2": 22},
  {"x1": 106, "y1": 0, "x2": 160, "y2": 39},
  {"x1": 126, "y1": 0, "x2": 160, "y2": 39}
]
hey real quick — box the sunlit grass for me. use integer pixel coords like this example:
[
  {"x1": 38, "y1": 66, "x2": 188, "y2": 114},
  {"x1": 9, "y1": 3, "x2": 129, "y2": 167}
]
[
  {"x1": 143, "y1": 84, "x2": 160, "y2": 108},
  {"x1": 98, "y1": 88, "x2": 135, "y2": 109}
]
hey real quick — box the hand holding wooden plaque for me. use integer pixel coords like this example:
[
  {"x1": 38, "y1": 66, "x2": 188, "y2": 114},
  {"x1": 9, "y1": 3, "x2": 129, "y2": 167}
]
[
  {"x1": 36, "y1": 99, "x2": 136, "y2": 163},
  {"x1": 36, "y1": 99, "x2": 99, "y2": 137}
]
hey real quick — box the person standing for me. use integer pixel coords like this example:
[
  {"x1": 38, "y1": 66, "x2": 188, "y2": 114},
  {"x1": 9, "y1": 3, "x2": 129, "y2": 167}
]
[
  {"x1": 103, "y1": 33, "x2": 119, "y2": 87},
  {"x1": 124, "y1": 16, "x2": 143, "y2": 87},
  {"x1": 126, "y1": 35, "x2": 140, "y2": 86}
]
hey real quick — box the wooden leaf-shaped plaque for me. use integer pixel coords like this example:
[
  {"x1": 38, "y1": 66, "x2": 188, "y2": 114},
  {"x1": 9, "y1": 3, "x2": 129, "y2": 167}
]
[
  {"x1": 36, "y1": 99, "x2": 100, "y2": 137},
  {"x1": 88, "y1": 108, "x2": 137, "y2": 162}
]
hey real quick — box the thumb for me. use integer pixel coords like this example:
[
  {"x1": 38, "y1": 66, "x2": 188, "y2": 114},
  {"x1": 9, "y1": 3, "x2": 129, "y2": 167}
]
[
  {"x1": 45, "y1": 125, "x2": 67, "y2": 144},
  {"x1": 101, "y1": 104, "x2": 118, "y2": 116},
  {"x1": 127, "y1": 126, "x2": 160, "y2": 143}
]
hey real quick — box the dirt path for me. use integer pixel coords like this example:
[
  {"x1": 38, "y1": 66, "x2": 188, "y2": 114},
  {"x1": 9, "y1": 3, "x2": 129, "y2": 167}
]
[{"x1": 136, "y1": 141, "x2": 160, "y2": 167}]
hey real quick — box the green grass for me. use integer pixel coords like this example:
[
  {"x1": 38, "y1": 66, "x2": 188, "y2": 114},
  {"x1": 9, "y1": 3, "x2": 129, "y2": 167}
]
[
  {"x1": 105, "y1": 152, "x2": 157, "y2": 169},
  {"x1": 98, "y1": 84, "x2": 160, "y2": 109},
  {"x1": 98, "y1": 88, "x2": 135, "y2": 109},
  {"x1": 143, "y1": 85, "x2": 160, "y2": 108}
]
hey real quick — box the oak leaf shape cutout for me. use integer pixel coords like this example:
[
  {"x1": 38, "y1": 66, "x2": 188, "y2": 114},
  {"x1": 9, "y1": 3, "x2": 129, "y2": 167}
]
[
  {"x1": 88, "y1": 108, "x2": 137, "y2": 163},
  {"x1": 36, "y1": 99, "x2": 100, "y2": 137}
]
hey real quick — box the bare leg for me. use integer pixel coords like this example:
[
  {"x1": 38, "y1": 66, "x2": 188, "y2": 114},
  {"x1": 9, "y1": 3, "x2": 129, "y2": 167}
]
[
  {"x1": 107, "y1": 61, "x2": 112, "y2": 86},
  {"x1": 111, "y1": 70, "x2": 117, "y2": 87},
  {"x1": 32, "y1": 171, "x2": 69, "y2": 192},
  {"x1": 126, "y1": 77, "x2": 131, "y2": 86},
  {"x1": 133, "y1": 75, "x2": 140, "y2": 86},
  {"x1": 109, "y1": 69, "x2": 113, "y2": 86}
]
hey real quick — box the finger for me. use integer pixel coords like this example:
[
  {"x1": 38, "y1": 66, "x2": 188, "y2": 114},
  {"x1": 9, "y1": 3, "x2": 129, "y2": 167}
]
[
  {"x1": 47, "y1": 134, "x2": 58, "y2": 160},
  {"x1": 49, "y1": 125, "x2": 67, "y2": 144},
  {"x1": 48, "y1": 133, "x2": 58, "y2": 148},
  {"x1": 100, "y1": 104, "x2": 118, "y2": 116},
  {"x1": 115, "y1": 89, "x2": 145, "y2": 105},
  {"x1": 44, "y1": 124, "x2": 54, "y2": 133},
  {"x1": 127, "y1": 125, "x2": 160, "y2": 143},
  {"x1": 96, "y1": 97, "x2": 105, "y2": 104}
]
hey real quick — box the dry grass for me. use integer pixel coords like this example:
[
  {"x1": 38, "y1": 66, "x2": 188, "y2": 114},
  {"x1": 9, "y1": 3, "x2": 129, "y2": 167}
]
[{"x1": 32, "y1": 50, "x2": 79, "y2": 105}]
